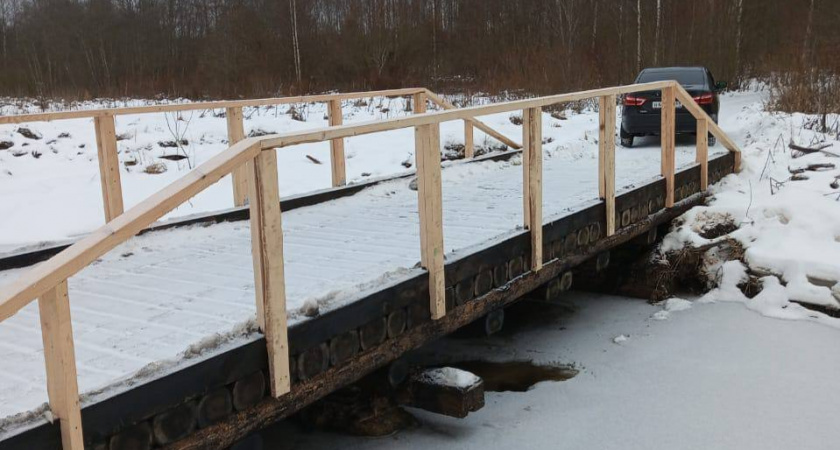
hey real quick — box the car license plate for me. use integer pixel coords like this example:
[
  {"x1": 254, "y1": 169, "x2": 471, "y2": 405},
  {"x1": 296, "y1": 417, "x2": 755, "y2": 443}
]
[{"x1": 652, "y1": 101, "x2": 682, "y2": 109}]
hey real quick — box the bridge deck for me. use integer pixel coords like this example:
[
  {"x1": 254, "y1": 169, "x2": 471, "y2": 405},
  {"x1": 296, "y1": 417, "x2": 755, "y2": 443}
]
[{"x1": 0, "y1": 140, "x2": 724, "y2": 434}]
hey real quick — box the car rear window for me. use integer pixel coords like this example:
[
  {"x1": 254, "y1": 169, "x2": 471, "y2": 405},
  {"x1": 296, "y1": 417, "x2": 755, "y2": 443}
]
[{"x1": 638, "y1": 70, "x2": 706, "y2": 86}]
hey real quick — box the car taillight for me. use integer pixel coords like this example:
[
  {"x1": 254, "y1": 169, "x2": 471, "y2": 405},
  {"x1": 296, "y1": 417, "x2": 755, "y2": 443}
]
[
  {"x1": 693, "y1": 93, "x2": 714, "y2": 105},
  {"x1": 623, "y1": 95, "x2": 646, "y2": 106}
]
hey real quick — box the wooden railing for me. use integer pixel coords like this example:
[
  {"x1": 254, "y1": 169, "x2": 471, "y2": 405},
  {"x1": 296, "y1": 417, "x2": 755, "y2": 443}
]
[
  {"x1": 0, "y1": 81, "x2": 739, "y2": 449},
  {"x1": 0, "y1": 88, "x2": 517, "y2": 223}
]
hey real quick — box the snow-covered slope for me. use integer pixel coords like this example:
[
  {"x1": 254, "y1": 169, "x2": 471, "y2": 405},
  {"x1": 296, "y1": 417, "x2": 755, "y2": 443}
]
[{"x1": 662, "y1": 89, "x2": 840, "y2": 325}]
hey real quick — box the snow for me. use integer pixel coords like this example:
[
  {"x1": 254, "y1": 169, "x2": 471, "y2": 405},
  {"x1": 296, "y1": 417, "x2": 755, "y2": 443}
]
[
  {"x1": 418, "y1": 367, "x2": 480, "y2": 389},
  {"x1": 0, "y1": 89, "x2": 748, "y2": 435},
  {"x1": 266, "y1": 293, "x2": 840, "y2": 450},
  {"x1": 0, "y1": 96, "x2": 481, "y2": 254},
  {"x1": 661, "y1": 86, "x2": 840, "y2": 322},
  {"x1": 663, "y1": 297, "x2": 692, "y2": 312}
]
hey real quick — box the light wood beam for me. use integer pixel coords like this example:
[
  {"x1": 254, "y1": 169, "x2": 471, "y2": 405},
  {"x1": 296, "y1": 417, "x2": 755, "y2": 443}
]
[
  {"x1": 39, "y1": 281, "x2": 85, "y2": 450},
  {"x1": 248, "y1": 148, "x2": 291, "y2": 397}
]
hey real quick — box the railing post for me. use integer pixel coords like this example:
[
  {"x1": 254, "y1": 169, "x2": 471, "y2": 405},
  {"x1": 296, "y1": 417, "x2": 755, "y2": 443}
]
[
  {"x1": 39, "y1": 280, "x2": 85, "y2": 450},
  {"x1": 463, "y1": 120, "x2": 474, "y2": 159},
  {"x1": 697, "y1": 118, "x2": 709, "y2": 190},
  {"x1": 248, "y1": 147, "x2": 291, "y2": 397},
  {"x1": 523, "y1": 107, "x2": 543, "y2": 271},
  {"x1": 599, "y1": 95, "x2": 617, "y2": 236},
  {"x1": 94, "y1": 114, "x2": 124, "y2": 222},
  {"x1": 227, "y1": 107, "x2": 249, "y2": 207},
  {"x1": 661, "y1": 85, "x2": 676, "y2": 208},
  {"x1": 225, "y1": 107, "x2": 250, "y2": 206},
  {"x1": 415, "y1": 123, "x2": 445, "y2": 320},
  {"x1": 412, "y1": 92, "x2": 427, "y2": 115},
  {"x1": 328, "y1": 99, "x2": 347, "y2": 187}
]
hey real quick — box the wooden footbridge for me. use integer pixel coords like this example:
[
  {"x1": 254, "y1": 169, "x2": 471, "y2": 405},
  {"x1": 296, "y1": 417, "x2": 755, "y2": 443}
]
[{"x1": 0, "y1": 82, "x2": 740, "y2": 450}]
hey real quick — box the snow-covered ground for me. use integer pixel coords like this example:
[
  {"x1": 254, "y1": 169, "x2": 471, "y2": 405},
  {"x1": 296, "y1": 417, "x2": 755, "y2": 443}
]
[
  {"x1": 0, "y1": 96, "x2": 427, "y2": 253},
  {"x1": 661, "y1": 90, "x2": 840, "y2": 322},
  {"x1": 265, "y1": 293, "x2": 840, "y2": 450}
]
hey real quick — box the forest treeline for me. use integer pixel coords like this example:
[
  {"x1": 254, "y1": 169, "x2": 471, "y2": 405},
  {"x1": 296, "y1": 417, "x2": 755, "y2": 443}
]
[{"x1": 0, "y1": 0, "x2": 837, "y2": 99}]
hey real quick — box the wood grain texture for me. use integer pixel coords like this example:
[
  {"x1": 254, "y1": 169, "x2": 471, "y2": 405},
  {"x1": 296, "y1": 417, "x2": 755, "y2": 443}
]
[
  {"x1": 226, "y1": 107, "x2": 249, "y2": 207},
  {"x1": 415, "y1": 123, "x2": 445, "y2": 320},
  {"x1": 600, "y1": 95, "x2": 617, "y2": 236},
  {"x1": 412, "y1": 92, "x2": 427, "y2": 114},
  {"x1": 661, "y1": 86, "x2": 676, "y2": 208},
  {"x1": 328, "y1": 99, "x2": 347, "y2": 187},
  {"x1": 38, "y1": 281, "x2": 84, "y2": 450},
  {"x1": 248, "y1": 148, "x2": 291, "y2": 397},
  {"x1": 464, "y1": 120, "x2": 474, "y2": 159},
  {"x1": 94, "y1": 114, "x2": 124, "y2": 222},
  {"x1": 523, "y1": 107, "x2": 543, "y2": 271},
  {"x1": 697, "y1": 118, "x2": 709, "y2": 190}
]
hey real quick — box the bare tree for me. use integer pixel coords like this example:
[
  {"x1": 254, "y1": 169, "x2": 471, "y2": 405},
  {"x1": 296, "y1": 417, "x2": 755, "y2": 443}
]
[
  {"x1": 636, "y1": 0, "x2": 642, "y2": 72},
  {"x1": 0, "y1": 0, "x2": 836, "y2": 99},
  {"x1": 654, "y1": 0, "x2": 661, "y2": 65},
  {"x1": 735, "y1": 0, "x2": 744, "y2": 72},
  {"x1": 290, "y1": 0, "x2": 302, "y2": 86}
]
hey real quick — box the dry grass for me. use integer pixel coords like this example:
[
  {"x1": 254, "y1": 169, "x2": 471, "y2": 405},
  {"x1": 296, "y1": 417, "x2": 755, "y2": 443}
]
[
  {"x1": 143, "y1": 162, "x2": 168, "y2": 174},
  {"x1": 768, "y1": 72, "x2": 840, "y2": 117}
]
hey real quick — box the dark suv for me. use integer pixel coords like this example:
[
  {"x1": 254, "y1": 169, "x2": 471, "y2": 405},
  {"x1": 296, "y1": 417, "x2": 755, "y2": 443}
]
[{"x1": 620, "y1": 66, "x2": 726, "y2": 147}]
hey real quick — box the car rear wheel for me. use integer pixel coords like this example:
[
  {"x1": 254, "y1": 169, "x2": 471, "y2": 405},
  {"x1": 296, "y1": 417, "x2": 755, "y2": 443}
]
[
  {"x1": 620, "y1": 127, "x2": 634, "y2": 148},
  {"x1": 709, "y1": 135, "x2": 716, "y2": 147}
]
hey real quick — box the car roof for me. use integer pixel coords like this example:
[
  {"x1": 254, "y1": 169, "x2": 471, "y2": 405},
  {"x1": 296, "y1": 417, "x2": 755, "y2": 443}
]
[{"x1": 640, "y1": 66, "x2": 707, "y2": 73}]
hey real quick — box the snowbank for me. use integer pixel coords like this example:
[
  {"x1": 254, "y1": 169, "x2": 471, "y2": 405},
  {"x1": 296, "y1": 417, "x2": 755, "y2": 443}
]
[{"x1": 662, "y1": 87, "x2": 840, "y2": 324}]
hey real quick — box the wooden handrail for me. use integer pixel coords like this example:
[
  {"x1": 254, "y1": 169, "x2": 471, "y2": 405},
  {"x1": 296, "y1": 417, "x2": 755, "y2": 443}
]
[
  {"x1": 0, "y1": 78, "x2": 741, "y2": 323},
  {"x1": 0, "y1": 138, "x2": 263, "y2": 321},
  {"x1": 0, "y1": 80, "x2": 741, "y2": 450},
  {"x1": 672, "y1": 84, "x2": 741, "y2": 171},
  {"x1": 0, "y1": 86, "x2": 514, "y2": 222},
  {"x1": 0, "y1": 88, "x2": 427, "y2": 124},
  {"x1": 422, "y1": 89, "x2": 522, "y2": 150},
  {"x1": 256, "y1": 81, "x2": 676, "y2": 150}
]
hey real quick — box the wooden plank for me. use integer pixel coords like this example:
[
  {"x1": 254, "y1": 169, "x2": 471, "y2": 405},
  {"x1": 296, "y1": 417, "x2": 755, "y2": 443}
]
[
  {"x1": 413, "y1": 92, "x2": 427, "y2": 114},
  {"x1": 423, "y1": 90, "x2": 522, "y2": 149},
  {"x1": 397, "y1": 367, "x2": 485, "y2": 418},
  {"x1": 328, "y1": 99, "x2": 347, "y2": 187},
  {"x1": 464, "y1": 120, "x2": 474, "y2": 159},
  {"x1": 226, "y1": 107, "x2": 249, "y2": 207},
  {"x1": 94, "y1": 114, "x2": 124, "y2": 222},
  {"x1": 0, "y1": 139, "x2": 263, "y2": 321},
  {"x1": 248, "y1": 148, "x2": 291, "y2": 397},
  {"x1": 598, "y1": 98, "x2": 607, "y2": 198},
  {"x1": 601, "y1": 95, "x2": 617, "y2": 236},
  {"x1": 661, "y1": 86, "x2": 676, "y2": 208},
  {"x1": 672, "y1": 85, "x2": 741, "y2": 170},
  {"x1": 0, "y1": 88, "x2": 427, "y2": 125},
  {"x1": 523, "y1": 107, "x2": 543, "y2": 271},
  {"x1": 415, "y1": 123, "x2": 445, "y2": 320},
  {"x1": 261, "y1": 81, "x2": 678, "y2": 150},
  {"x1": 697, "y1": 118, "x2": 709, "y2": 190},
  {"x1": 38, "y1": 281, "x2": 84, "y2": 450}
]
